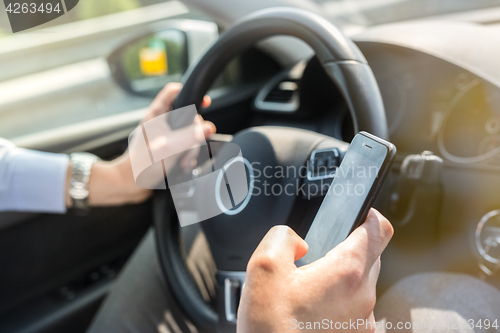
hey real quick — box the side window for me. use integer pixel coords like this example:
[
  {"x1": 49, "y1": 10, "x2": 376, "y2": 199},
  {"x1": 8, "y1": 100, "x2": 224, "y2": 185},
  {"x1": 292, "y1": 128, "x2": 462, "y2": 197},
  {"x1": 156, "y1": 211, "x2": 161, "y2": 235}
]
[{"x1": 0, "y1": 0, "x2": 214, "y2": 139}]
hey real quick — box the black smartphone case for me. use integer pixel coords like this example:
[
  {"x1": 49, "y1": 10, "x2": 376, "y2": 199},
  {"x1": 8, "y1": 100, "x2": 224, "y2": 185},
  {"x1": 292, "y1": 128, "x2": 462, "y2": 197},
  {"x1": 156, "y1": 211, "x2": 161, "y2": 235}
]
[{"x1": 348, "y1": 131, "x2": 397, "y2": 234}]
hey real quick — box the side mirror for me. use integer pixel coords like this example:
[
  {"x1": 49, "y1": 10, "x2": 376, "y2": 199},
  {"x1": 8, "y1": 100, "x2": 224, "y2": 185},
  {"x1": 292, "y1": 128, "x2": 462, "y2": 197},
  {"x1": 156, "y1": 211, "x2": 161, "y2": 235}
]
[
  {"x1": 108, "y1": 28, "x2": 188, "y2": 97},
  {"x1": 107, "y1": 21, "x2": 218, "y2": 97}
]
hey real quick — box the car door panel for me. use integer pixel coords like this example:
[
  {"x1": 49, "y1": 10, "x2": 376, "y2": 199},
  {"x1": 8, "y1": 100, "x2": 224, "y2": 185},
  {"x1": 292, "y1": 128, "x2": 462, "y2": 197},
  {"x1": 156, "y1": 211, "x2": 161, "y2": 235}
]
[{"x1": 0, "y1": 125, "x2": 151, "y2": 332}]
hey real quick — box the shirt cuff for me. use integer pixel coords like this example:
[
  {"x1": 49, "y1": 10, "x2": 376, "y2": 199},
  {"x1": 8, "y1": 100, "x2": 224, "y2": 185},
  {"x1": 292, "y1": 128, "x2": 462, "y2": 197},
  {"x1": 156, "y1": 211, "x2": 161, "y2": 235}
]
[{"x1": 9, "y1": 149, "x2": 69, "y2": 213}]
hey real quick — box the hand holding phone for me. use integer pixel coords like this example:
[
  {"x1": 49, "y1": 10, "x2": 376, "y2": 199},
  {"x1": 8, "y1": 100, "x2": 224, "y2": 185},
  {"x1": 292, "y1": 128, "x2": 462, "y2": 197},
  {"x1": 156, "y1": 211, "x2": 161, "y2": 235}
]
[
  {"x1": 300, "y1": 131, "x2": 396, "y2": 264},
  {"x1": 239, "y1": 210, "x2": 394, "y2": 333}
]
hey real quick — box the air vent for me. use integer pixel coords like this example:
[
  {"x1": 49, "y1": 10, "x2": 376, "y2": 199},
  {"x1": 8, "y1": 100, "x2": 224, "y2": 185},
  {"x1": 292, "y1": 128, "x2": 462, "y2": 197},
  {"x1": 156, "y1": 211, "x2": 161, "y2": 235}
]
[
  {"x1": 264, "y1": 80, "x2": 298, "y2": 103},
  {"x1": 255, "y1": 74, "x2": 300, "y2": 113}
]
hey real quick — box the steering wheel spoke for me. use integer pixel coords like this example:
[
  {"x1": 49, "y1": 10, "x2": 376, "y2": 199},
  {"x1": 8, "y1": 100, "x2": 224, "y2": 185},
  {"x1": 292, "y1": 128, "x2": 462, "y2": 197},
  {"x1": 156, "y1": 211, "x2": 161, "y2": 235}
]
[{"x1": 216, "y1": 271, "x2": 246, "y2": 329}]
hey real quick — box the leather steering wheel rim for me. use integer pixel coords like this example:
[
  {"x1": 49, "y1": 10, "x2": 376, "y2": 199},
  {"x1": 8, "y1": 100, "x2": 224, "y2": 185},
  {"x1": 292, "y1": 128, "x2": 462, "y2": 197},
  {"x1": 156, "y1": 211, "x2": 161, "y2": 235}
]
[{"x1": 155, "y1": 7, "x2": 388, "y2": 332}]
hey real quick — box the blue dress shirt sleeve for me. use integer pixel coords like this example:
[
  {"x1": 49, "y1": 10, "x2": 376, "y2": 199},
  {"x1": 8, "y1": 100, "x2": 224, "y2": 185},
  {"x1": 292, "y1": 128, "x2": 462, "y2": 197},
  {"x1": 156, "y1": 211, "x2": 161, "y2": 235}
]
[{"x1": 0, "y1": 138, "x2": 69, "y2": 213}]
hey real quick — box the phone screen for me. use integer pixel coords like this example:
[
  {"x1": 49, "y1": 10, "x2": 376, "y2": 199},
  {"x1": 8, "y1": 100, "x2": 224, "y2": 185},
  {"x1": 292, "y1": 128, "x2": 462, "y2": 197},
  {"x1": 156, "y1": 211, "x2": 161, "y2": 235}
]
[{"x1": 300, "y1": 134, "x2": 389, "y2": 264}]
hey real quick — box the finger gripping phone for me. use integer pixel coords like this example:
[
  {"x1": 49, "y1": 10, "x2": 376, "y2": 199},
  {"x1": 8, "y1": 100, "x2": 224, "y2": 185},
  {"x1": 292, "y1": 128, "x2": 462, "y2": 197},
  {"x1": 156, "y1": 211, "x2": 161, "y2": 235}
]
[{"x1": 300, "y1": 131, "x2": 396, "y2": 264}]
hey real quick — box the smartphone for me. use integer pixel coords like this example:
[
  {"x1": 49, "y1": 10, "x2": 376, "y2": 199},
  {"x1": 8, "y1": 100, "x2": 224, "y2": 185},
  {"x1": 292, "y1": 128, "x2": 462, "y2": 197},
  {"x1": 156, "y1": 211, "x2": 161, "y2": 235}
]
[{"x1": 300, "y1": 131, "x2": 396, "y2": 264}]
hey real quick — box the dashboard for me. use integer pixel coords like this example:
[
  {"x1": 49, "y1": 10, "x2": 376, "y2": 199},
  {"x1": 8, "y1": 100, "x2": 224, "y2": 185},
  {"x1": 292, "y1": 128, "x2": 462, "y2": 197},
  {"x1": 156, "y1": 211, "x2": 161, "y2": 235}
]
[
  {"x1": 363, "y1": 43, "x2": 500, "y2": 167},
  {"x1": 252, "y1": 37, "x2": 500, "y2": 168},
  {"x1": 245, "y1": 19, "x2": 500, "y2": 286},
  {"x1": 438, "y1": 78, "x2": 500, "y2": 164}
]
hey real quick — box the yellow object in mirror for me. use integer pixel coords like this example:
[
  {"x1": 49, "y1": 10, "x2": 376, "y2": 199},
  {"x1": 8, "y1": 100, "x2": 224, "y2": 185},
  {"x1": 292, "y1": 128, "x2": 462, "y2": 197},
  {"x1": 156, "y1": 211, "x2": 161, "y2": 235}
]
[{"x1": 139, "y1": 47, "x2": 168, "y2": 76}]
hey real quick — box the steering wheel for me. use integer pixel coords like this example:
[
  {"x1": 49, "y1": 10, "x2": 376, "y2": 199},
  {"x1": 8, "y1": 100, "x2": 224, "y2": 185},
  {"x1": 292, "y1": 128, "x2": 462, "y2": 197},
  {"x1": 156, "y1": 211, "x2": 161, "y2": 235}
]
[{"x1": 154, "y1": 7, "x2": 388, "y2": 333}]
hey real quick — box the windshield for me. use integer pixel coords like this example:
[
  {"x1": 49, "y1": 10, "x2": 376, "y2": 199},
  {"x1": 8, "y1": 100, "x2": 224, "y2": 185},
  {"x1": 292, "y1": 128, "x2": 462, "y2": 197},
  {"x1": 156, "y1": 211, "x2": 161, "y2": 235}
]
[
  {"x1": 313, "y1": 0, "x2": 500, "y2": 26},
  {"x1": 0, "y1": 0, "x2": 171, "y2": 36}
]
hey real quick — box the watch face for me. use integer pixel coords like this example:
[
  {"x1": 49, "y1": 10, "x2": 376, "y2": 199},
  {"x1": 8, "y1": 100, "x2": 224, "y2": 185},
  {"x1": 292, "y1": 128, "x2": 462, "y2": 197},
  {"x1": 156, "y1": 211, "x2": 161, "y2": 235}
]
[{"x1": 69, "y1": 153, "x2": 98, "y2": 207}]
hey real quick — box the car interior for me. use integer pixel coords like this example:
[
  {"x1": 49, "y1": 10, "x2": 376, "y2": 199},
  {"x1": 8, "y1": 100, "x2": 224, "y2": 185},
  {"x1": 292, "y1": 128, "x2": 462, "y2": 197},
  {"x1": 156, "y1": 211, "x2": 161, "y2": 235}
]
[{"x1": 1, "y1": 0, "x2": 500, "y2": 332}]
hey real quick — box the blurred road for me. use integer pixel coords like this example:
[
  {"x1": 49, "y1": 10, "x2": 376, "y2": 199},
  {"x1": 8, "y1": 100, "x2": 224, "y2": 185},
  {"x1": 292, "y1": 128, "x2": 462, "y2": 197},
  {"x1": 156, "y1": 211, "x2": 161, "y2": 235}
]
[{"x1": 0, "y1": 1, "x2": 192, "y2": 139}]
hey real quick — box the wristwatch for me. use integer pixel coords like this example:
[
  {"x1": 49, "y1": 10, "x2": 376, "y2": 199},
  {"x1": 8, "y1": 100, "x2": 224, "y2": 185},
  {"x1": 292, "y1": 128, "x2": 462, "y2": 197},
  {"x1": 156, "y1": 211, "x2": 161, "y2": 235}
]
[{"x1": 69, "y1": 152, "x2": 99, "y2": 210}]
